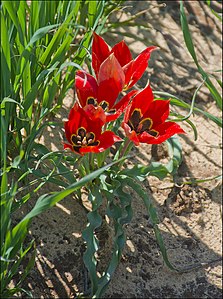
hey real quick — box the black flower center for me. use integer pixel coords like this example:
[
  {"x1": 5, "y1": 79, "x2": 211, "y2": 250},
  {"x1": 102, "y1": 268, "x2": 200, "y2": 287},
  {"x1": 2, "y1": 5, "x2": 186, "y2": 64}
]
[
  {"x1": 128, "y1": 109, "x2": 159, "y2": 137},
  {"x1": 87, "y1": 97, "x2": 116, "y2": 115},
  {"x1": 71, "y1": 127, "x2": 99, "y2": 152},
  {"x1": 87, "y1": 97, "x2": 98, "y2": 106}
]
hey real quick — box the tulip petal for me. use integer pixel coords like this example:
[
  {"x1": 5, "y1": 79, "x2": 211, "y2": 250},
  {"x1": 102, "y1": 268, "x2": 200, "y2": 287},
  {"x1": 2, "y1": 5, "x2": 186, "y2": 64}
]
[
  {"x1": 84, "y1": 104, "x2": 106, "y2": 124},
  {"x1": 98, "y1": 131, "x2": 122, "y2": 150},
  {"x1": 111, "y1": 40, "x2": 132, "y2": 66},
  {"x1": 92, "y1": 32, "x2": 110, "y2": 78},
  {"x1": 139, "y1": 122, "x2": 185, "y2": 144},
  {"x1": 144, "y1": 99, "x2": 170, "y2": 126},
  {"x1": 122, "y1": 60, "x2": 134, "y2": 89},
  {"x1": 75, "y1": 70, "x2": 98, "y2": 107},
  {"x1": 129, "y1": 83, "x2": 154, "y2": 116},
  {"x1": 123, "y1": 46, "x2": 157, "y2": 89},
  {"x1": 122, "y1": 122, "x2": 140, "y2": 146},
  {"x1": 98, "y1": 54, "x2": 125, "y2": 108},
  {"x1": 65, "y1": 103, "x2": 85, "y2": 142}
]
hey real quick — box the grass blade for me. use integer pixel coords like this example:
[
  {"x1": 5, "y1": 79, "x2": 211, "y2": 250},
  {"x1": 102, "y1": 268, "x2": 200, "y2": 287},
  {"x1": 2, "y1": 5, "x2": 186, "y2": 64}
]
[{"x1": 180, "y1": 0, "x2": 222, "y2": 109}]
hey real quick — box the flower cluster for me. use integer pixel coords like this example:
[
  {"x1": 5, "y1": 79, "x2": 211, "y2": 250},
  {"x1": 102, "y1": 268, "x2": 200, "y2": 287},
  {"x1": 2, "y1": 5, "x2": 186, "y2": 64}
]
[{"x1": 64, "y1": 32, "x2": 185, "y2": 155}]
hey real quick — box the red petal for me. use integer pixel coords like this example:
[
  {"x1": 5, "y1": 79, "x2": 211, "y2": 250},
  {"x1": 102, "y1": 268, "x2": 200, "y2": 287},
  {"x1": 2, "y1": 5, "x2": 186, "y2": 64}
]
[
  {"x1": 98, "y1": 131, "x2": 122, "y2": 150},
  {"x1": 123, "y1": 60, "x2": 134, "y2": 89},
  {"x1": 111, "y1": 40, "x2": 132, "y2": 67},
  {"x1": 64, "y1": 121, "x2": 72, "y2": 143},
  {"x1": 84, "y1": 104, "x2": 106, "y2": 124},
  {"x1": 98, "y1": 54, "x2": 125, "y2": 108},
  {"x1": 92, "y1": 32, "x2": 110, "y2": 78},
  {"x1": 84, "y1": 109, "x2": 105, "y2": 138},
  {"x1": 114, "y1": 89, "x2": 138, "y2": 111},
  {"x1": 105, "y1": 90, "x2": 138, "y2": 122},
  {"x1": 139, "y1": 122, "x2": 185, "y2": 144},
  {"x1": 75, "y1": 70, "x2": 98, "y2": 107},
  {"x1": 121, "y1": 122, "x2": 140, "y2": 146},
  {"x1": 144, "y1": 99, "x2": 170, "y2": 127},
  {"x1": 99, "y1": 131, "x2": 122, "y2": 148},
  {"x1": 123, "y1": 101, "x2": 132, "y2": 124},
  {"x1": 79, "y1": 145, "x2": 101, "y2": 154},
  {"x1": 124, "y1": 46, "x2": 157, "y2": 89},
  {"x1": 105, "y1": 112, "x2": 121, "y2": 122},
  {"x1": 64, "y1": 103, "x2": 84, "y2": 142},
  {"x1": 129, "y1": 83, "x2": 154, "y2": 116},
  {"x1": 64, "y1": 103, "x2": 104, "y2": 146}
]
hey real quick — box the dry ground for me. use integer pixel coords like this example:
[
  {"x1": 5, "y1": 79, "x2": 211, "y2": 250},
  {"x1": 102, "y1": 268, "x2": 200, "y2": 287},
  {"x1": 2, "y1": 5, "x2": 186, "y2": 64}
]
[{"x1": 20, "y1": 1, "x2": 222, "y2": 298}]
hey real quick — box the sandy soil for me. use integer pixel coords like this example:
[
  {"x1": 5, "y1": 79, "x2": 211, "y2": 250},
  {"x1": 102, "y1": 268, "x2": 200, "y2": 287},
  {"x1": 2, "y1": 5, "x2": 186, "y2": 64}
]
[{"x1": 19, "y1": 1, "x2": 222, "y2": 298}]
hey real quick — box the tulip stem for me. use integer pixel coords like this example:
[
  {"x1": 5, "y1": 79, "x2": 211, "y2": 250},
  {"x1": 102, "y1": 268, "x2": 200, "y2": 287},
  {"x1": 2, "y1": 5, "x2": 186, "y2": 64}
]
[
  {"x1": 78, "y1": 156, "x2": 88, "y2": 177},
  {"x1": 88, "y1": 152, "x2": 95, "y2": 172},
  {"x1": 117, "y1": 138, "x2": 133, "y2": 168},
  {"x1": 121, "y1": 138, "x2": 133, "y2": 157}
]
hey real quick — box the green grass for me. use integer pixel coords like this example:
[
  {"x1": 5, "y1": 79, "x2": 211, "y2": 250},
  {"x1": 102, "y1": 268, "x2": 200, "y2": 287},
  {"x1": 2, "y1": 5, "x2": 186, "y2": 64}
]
[
  {"x1": 0, "y1": 1, "x2": 122, "y2": 296},
  {"x1": 1, "y1": 1, "x2": 221, "y2": 297}
]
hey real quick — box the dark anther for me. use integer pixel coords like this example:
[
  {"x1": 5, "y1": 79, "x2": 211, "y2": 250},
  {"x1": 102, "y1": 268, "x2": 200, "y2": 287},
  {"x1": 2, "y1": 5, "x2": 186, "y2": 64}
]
[
  {"x1": 131, "y1": 109, "x2": 142, "y2": 129},
  {"x1": 128, "y1": 109, "x2": 142, "y2": 131},
  {"x1": 71, "y1": 135, "x2": 81, "y2": 145},
  {"x1": 78, "y1": 127, "x2": 86, "y2": 137},
  {"x1": 71, "y1": 127, "x2": 99, "y2": 148},
  {"x1": 99, "y1": 101, "x2": 109, "y2": 111},
  {"x1": 128, "y1": 110, "x2": 159, "y2": 137},
  {"x1": 147, "y1": 130, "x2": 159, "y2": 137},
  {"x1": 86, "y1": 132, "x2": 95, "y2": 143},
  {"x1": 87, "y1": 97, "x2": 98, "y2": 106},
  {"x1": 107, "y1": 109, "x2": 116, "y2": 115},
  {"x1": 138, "y1": 118, "x2": 152, "y2": 133}
]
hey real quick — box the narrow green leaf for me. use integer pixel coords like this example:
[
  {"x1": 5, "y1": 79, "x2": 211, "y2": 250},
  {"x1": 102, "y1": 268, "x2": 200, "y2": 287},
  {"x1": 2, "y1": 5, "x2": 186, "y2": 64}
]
[
  {"x1": 39, "y1": 2, "x2": 80, "y2": 66},
  {"x1": 88, "y1": 1, "x2": 97, "y2": 28},
  {"x1": 1, "y1": 11, "x2": 12, "y2": 97},
  {"x1": 22, "y1": 157, "x2": 127, "y2": 221},
  {"x1": 82, "y1": 188, "x2": 103, "y2": 294},
  {"x1": 26, "y1": 24, "x2": 59, "y2": 48},
  {"x1": 121, "y1": 136, "x2": 182, "y2": 180},
  {"x1": 180, "y1": 0, "x2": 222, "y2": 109},
  {"x1": 154, "y1": 91, "x2": 222, "y2": 127},
  {"x1": 180, "y1": 1, "x2": 198, "y2": 66}
]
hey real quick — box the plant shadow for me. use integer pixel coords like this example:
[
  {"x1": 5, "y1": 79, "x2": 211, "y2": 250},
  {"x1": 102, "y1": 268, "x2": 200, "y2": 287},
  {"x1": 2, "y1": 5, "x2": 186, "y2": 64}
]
[{"x1": 20, "y1": 1, "x2": 222, "y2": 297}]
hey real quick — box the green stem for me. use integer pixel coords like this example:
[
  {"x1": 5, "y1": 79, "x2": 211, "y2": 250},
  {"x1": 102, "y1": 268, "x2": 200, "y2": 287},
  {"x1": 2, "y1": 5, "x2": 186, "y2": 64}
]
[
  {"x1": 78, "y1": 155, "x2": 90, "y2": 177},
  {"x1": 117, "y1": 138, "x2": 133, "y2": 168},
  {"x1": 88, "y1": 152, "x2": 95, "y2": 172},
  {"x1": 120, "y1": 138, "x2": 133, "y2": 157},
  {"x1": 96, "y1": 148, "x2": 109, "y2": 168}
]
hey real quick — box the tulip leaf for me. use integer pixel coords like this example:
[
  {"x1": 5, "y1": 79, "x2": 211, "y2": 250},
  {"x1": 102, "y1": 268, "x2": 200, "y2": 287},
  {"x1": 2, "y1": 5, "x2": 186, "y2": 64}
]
[
  {"x1": 93, "y1": 176, "x2": 133, "y2": 298},
  {"x1": 82, "y1": 187, "x2": 103, "y2": 295},
  {"x1": 154, "y1": 91, "x2": 222, "y2": 127},
  {"x1": 26, "y1": 24, "x2": 59, "y2": 47},
  {"x1": 180, "y1": 0, "x2": 222, "y2": 109},
  {"x1": 121, "y1": 136, "x2": 182, "y2": 180},
  {"x1": 1, "y1": 158, "x2": 121, "y2": 266}
]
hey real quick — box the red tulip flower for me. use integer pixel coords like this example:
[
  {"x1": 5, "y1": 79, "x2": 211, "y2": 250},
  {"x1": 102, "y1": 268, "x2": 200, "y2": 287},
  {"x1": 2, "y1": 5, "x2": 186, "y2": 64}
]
[
  {"x1": 122, "y1": 84, "x2": 185, "y2": 145},
  {"x1": 75, "y1": 54, "x2": 137, "y2": 122},
  {"x1": 64, "y1": 103, "x2": 122, "y2": 155},
  {"x1": 92, "y1": 32, "x2": 157, "y2": 90}
]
